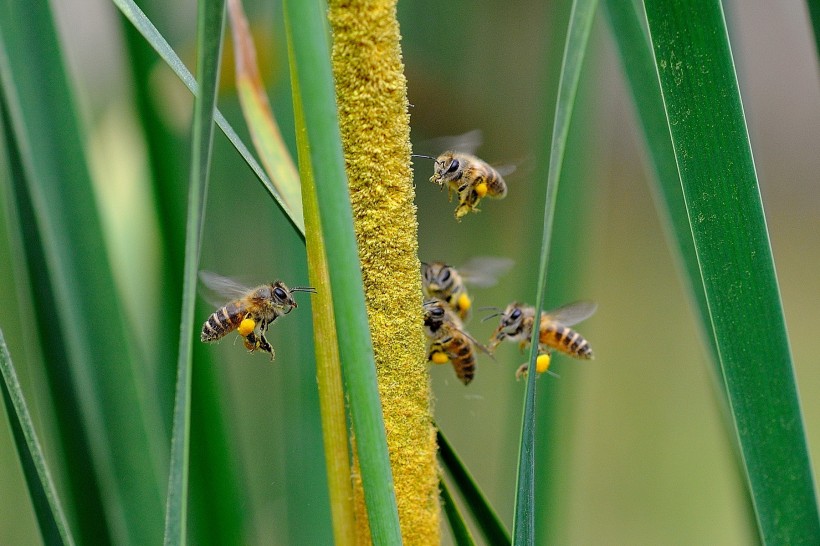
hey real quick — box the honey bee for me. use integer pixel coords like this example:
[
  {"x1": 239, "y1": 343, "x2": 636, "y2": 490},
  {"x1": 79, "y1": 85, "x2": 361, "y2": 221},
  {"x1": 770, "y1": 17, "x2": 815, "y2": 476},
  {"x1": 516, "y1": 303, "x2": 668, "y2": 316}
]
[
  {"x1": 199, "y1": 272, "x2": 315, "y2": 359},
  {"x1": 487, "y1": 301, "x2": 597, "y2": 373},
  {"x1": 423, "y1": 299, "x2": 491, "y2": 385},
  {"x1": 413, "y1": 152, "x2": 508, "y2": 220},
  {"x1": 421, "y1": 257, "x2": 513, "y2": 321}
]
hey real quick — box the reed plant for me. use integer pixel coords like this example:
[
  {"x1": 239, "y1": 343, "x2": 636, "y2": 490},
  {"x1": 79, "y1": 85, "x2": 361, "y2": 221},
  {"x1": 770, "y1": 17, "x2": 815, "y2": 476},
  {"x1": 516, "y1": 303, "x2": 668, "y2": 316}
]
[{"x1": 1, "y1": 0, "x2": 818, "y2": 544}]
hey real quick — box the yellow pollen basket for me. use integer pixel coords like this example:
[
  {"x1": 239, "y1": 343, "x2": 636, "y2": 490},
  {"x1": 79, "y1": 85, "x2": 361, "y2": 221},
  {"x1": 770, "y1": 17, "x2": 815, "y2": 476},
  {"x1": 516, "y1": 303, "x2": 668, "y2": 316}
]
[
  {"x1": 457, "y1": 293, "x2": 472, "y2": 311},
  {"x1": 475, "y1": 182, "x2": 488, "y2": 197},
  {"x1": 536, "y1": 354, "x2": 551, "y2": 374},
  {"x1": 238, "y1": 317, "x2": 256, "y2": 337},
  {"x1": 430, "y1": 351, "x2": 449, "y2": 365}
]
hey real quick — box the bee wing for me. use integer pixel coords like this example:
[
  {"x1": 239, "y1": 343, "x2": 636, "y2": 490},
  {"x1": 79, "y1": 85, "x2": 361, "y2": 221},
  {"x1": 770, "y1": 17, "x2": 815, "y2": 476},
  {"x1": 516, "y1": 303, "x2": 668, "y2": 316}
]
[
  {"x1": 455, "y1": 326, "x2": 496, "y2": 361},
  {"x1": 543, "y1": 301, "x2": 597, "y2": 327},
  {"x1": 494, "y1": 164, "x2": 517, "y2": 178},
  {"x1": 199, "y1": 271, "x2": 253, "y2": 306},
  {"x1": 458, "y1": 256, "x2": 515, "y2": 288},
  {"x1": 418, "y1": 129, "x2": 484, "y2": 155}
]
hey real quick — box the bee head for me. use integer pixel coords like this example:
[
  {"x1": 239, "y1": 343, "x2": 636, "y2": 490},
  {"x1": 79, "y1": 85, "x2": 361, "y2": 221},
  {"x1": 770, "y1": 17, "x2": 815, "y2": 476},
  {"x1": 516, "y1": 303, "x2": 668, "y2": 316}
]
[
  {"x1": 488, "y1": 303, "x2": 526, "y2": 348},
  {"x1": 268, "y1": 281, "x2": 297, "y2": 313},
  {"x1": 500, "y1": 303, "x2": 524, "y2": 330},
  {"x1": 412, "y1": 152, "x2": 459, "y2": 185},
  {"x1": 422, "y1": 299, "x2": 449, "y2": 336},
  {"x1": 422, "y1": 261, "x2": 454, "y2": 295}
]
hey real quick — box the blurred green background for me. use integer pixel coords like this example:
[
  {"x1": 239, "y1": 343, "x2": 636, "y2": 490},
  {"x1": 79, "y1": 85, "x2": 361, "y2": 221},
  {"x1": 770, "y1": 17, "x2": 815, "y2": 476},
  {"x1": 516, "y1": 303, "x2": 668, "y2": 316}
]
[{"x1": 1, "y1": 0, "x2": 818, "y2": 544}]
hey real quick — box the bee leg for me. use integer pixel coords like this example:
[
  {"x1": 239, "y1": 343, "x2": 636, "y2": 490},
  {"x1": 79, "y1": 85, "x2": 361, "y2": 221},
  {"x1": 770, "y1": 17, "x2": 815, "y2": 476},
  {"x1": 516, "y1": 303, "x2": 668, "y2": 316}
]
[
  {"x1": 243, "y1": 332, "x2": 260, "y2": 352},
  {"x1": 242, "y1": 331, "x2": 274, "y2": 359},
  {"x1": 258, "y1": 332, "x2": 275, "y2": 361}
]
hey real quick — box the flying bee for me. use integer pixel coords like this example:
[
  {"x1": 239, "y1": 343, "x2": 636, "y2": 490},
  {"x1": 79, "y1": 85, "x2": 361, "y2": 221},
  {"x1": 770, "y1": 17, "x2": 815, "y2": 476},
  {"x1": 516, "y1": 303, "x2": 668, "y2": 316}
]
[
  {"x1": 421, "y1": 257, "x2": 513, "y2": 321},
  {"x1": 413, "y1": 152, "x2": 509, "y2": 220},
  {"x1": 486, "y1": 301, "x2": 597, "y2": 374},
  {"x1": 423, "y1": 299, "x2": 492, "y2": 385},
  {"x1": 199, "y1": 271, "x2": 315, "y2": 359}
]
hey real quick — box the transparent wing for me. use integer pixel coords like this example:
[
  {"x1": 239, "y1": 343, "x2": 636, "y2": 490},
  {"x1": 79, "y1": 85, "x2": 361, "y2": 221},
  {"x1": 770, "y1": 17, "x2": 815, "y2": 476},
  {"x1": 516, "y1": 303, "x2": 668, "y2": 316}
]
[
  {"x1": 455, "y1": 326, "x2": 496, "y2": 361},
  {"x1": 199, "y1": 271, "x2": 253, "y2": 306},
  {"x1": 543, "y1": 301, "x2": 597, "y2": 327},
  {"x1": 417, "y1": 129, "x2": 483, "y2": 155},
  {"x1": 458, "y1": 256, "x2": 515, "y2": 288},
  {"x1": 494, "y1": 164, "x2": 517, "y2": 177}
]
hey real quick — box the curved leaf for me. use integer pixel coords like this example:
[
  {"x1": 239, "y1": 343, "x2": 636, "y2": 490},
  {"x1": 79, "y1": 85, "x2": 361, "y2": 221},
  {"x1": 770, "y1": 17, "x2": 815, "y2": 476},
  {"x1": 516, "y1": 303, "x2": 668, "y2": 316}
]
[{"x1": 644, "y1": 1, "x2": 820, "y2": 542}]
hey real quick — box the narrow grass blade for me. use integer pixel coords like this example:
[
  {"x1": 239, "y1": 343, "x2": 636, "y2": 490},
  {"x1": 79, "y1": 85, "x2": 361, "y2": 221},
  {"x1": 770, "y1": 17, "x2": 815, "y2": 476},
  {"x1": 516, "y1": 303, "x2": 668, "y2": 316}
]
[
  {"x1": 283, "y1": 0, "x2": 401, "y2": 543},
  {"x1": 118, "y1": 3, "x2": 188, "y2": 414},
  {"x1": 0, "y1": 328, "x2": 74, "y2": 546},
  {"x1": 807, "y1": 0, "x2": 820, "y2": 61},
  {"x1": 0, "y1": 1, "x2": 165, "y2": 542},
  {"x1": 643, "y1": 1, "x2": 820, "y2": 542},
  {"x1": 439, "y1": 477, "x2": 477, "y2": 546},
  {"x1": 117, "y1": 6, "x2": 247, "y2": 543},
  {"x1": 0, "y1": 84, "x2": 111, "y2": 545},
  {"x1": 514, "y1": 364, "x2": 538, "y2": 544},
  {"x1": 512, "y1": 0, "x2": 598, "y2": 544},
  {"x1": 111, "y1": 0, "x2": 305, "y2": 236},
  {"x1": 227, "y1": 0, "x2": 303, "y2": 226},
  {"x1": 163, "y1": 0, "x2": 226, "y2": 544},
  {"x1": 289, "y1": 31, "x2": 356, "y2": 546},
  {"x1": 437, "y1": 430, "x2": 510, "y2": 544}
]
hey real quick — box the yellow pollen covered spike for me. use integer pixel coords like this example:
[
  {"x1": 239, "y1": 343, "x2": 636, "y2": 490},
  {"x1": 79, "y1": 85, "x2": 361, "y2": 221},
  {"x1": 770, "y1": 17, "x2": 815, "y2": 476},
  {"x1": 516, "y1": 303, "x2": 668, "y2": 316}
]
[{"x1": 238, "y1": 317, "x2": 256, "y2": 337}]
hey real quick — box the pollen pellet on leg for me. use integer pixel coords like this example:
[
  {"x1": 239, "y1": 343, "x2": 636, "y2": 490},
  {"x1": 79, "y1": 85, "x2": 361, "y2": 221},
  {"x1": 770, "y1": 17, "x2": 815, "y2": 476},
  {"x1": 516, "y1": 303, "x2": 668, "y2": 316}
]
[
  {"x1": 475, "y1": 182, "x2": 488, "y2": 197},
  {"x1": 536, "y1": 353, "x2": 551, "y2": 374},
  {"x1": 430, "y1": 351, "x2": 449, "y2": 364},
  {"x1": 457, "y1": 293, "x2": 472, "y2": 312},
  {"x1": 238, "y1": 317, "x2": 256, "y2": 337}
]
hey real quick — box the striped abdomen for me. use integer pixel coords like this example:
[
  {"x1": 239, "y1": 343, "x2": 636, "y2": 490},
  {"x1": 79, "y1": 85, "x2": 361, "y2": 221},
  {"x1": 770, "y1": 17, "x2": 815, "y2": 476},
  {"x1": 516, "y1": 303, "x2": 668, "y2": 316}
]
[
  {"x1": 201, "y1": 300, "x2": 249, "y2": 342},
  {"x1": 484, "y1": 168, "x2": 507, "y2": 198},
  {"x1": 539, "y1": 324, "x2": 593, "y2": 359},
  {"x1": 438, "y1": 333, "x2": 477, "y2": 385}
]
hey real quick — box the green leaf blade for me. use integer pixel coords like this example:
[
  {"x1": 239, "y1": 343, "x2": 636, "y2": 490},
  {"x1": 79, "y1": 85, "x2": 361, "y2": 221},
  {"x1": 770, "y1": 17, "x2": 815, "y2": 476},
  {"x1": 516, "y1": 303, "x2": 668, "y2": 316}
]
[
  {"x1": 513, "y1": 0, "x2": 597, "y2": 543},
  {"x1": 437, "y1": 430, "x2": 510, "y2": 544},
  {"x1": 0, "y1": 1, "x2": 166, "y2": 542},
  {"x1": 283, "y1": 0, "x2": 401, "y2": 543},
  {"x1": 643, "y1": 1, "x2": 820, "y2": 542},
  {"x1": 0, "y1": 329, "x2": 74, "y2": 546},
  {"x1": 227, "y1": 0, "x2": 303, "y2": 226},
  {"x1": 439, "y1": 478, "x2": 477, "y2": 546},
  {"x1": 163, "y1": 0, "x2": 226, "y2": 544},
  {"x1": 111, "y1": 0, "x2": 305, "y2": 236}
]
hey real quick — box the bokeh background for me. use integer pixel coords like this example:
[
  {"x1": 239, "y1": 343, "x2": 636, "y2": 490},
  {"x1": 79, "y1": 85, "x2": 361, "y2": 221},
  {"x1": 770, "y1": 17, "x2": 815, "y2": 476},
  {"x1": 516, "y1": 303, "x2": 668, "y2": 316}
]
[{"x1": 0, "y1": 0, "x2": 818, "y2": 544}]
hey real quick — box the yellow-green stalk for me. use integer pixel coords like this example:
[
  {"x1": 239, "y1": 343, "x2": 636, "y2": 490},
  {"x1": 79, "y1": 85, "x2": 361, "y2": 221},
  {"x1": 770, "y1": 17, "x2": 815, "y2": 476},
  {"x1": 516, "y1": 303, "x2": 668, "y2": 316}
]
[{"x1": 328, "y1": 0, "x2": 439, "y2": 543}]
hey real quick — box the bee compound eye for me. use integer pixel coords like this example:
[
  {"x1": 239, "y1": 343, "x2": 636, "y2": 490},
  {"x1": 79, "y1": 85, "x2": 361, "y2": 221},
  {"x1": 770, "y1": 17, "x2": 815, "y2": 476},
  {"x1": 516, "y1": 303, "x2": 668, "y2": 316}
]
[
  {"x1": 510, "y1": 308, "x2": 522, "y2": 321},
  {"x1": 432, "y1": 307, "x2": 445, "y2": 317},
  {"x1": 440, "y1": 268, "x2": 451, "y2": 282},
  {"x1": 446, "y1": 159, "x2": 460, "y2": 173},
  {"x1": 273, "y1": 287, "x2": 288, "y2": 300}
]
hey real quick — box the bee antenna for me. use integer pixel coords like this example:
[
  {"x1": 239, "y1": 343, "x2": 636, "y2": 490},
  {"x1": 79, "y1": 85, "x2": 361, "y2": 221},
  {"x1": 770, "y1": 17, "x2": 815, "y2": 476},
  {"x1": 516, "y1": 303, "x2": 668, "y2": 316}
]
[
  {"x1": 477, "y1": 306, "x2": 499, "y2": 312},
  {"x1": 411, "y1": 154, "x2": 437, "y2": 161},
  {"x1": 290, "y1": 287, "x2": 317, "y2": 294},
  {"x1": 480, "y1": 311, "x2": 502, "y2": 322}
]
